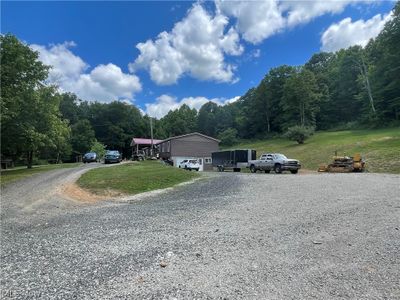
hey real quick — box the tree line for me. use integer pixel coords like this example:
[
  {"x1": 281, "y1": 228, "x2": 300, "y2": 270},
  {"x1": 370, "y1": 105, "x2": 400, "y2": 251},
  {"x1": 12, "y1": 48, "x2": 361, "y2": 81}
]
[{"x1": 1, "y1": 3, "x2": 399, "y2": 167}]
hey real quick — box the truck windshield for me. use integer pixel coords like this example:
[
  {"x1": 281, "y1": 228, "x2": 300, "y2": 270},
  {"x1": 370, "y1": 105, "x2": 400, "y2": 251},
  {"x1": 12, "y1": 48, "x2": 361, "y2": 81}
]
[{"x1": 276, "y1": 154, "x2": 287, "y2": 160}]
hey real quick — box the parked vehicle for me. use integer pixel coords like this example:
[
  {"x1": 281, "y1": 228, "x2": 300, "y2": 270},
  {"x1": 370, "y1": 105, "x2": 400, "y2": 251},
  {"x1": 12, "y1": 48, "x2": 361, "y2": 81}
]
[
  {"x1": 212, "y1": 149, "x2": 256, "y2": 172},
  {"x1": 83, "y1": 152, "x2": 97, "y2": 163},
  {"x1": 179, "y1": 159, "x2": 200, "y2": 171},
  {"x1": 104, "y1": 150, "x2": 122, "y2": 164},
  {"x1": 248, "y1": 153, "x2": 301, "y2": 174}
]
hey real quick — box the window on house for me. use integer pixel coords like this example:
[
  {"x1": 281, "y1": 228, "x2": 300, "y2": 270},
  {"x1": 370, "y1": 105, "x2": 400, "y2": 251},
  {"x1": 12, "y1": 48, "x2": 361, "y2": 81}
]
[{"x1": 204, "y1": 158, "x2": 212, "y2": 164}]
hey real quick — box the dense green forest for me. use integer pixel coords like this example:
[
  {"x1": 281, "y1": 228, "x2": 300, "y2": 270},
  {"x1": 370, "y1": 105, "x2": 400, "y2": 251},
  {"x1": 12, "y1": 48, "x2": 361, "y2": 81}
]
[{"x1": 1, "y1": 3, "x2": 399, "y2": 167}]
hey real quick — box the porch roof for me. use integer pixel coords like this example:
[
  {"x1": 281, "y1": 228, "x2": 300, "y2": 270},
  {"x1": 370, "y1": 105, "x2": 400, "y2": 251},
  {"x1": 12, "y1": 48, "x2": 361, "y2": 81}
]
[{"x1": 130, "y1": 138, "x2": 163, "y2": 147}]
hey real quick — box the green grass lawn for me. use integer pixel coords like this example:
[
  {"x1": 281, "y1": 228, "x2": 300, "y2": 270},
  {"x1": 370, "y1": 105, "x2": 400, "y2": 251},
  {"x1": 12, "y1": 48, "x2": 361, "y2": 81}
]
[
  {"x1": 77, "y1": 160, "x2": 200, "y2": 195},
  {"x1": 0, "y1": 163, "x2": 82, "y2": 186},
  {"x1": 232, "y1": 128, "x2": 400, "y2": 173}
]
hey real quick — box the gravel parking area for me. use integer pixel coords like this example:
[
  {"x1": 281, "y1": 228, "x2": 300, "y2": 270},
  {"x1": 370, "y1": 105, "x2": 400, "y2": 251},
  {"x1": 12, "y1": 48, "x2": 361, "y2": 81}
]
[{"x1": 1, "y1": 170, "x2": 399, "y2": 299}]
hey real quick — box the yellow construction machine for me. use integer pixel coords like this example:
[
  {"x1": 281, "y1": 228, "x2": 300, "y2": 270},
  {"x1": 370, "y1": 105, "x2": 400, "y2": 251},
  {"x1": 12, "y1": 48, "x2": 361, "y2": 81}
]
[{"x1": 318, "y1": 152, "x2": 366, "y2": 173}]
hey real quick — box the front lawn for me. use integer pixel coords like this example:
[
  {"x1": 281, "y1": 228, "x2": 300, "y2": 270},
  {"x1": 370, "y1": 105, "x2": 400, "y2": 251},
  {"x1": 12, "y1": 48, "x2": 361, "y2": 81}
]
[{"x1": 77, "y1": 160, "x2": 200, "y2": 195}]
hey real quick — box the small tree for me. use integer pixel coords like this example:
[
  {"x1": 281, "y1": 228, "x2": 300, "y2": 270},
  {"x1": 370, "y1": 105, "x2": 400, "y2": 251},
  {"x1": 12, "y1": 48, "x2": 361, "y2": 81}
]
[
  {"x1": 284, "y1": 125, "x2": 315, "y2": 144},
  {"x1": 90, "y1": 141, "x2": 106, "y2": 160},
  {"x1": 218, "y1": 128, "x2": 238, "y2": 146}
]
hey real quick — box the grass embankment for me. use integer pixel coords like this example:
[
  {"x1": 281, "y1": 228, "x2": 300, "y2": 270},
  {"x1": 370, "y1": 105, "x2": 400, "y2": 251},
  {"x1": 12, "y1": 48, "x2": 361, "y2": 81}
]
[
  {"x1": 232, "y1": 128, "x2": 400, "y2": 173},
  {"x1": 77, "y1": 160, "x2": 200, "y2": 195},
  {"x1": 0, "y1": 163, "x2": 82, "y2": 186}
]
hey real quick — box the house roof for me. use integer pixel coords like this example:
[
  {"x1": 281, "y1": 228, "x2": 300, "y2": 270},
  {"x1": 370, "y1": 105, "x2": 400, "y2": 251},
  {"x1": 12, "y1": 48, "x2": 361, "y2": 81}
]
[
  {"x1": 155, "y1": 132, "x2": 220, "y2": 144},
  {"x1": 130, "y1": 138, "x2": 163, "y2": 146}
]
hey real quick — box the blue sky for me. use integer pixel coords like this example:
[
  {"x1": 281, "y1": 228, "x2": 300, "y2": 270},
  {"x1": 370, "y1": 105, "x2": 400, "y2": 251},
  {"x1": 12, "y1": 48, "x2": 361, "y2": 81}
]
[{"x1": 2, "y1": 1, "x2": 395, "y2": 118}]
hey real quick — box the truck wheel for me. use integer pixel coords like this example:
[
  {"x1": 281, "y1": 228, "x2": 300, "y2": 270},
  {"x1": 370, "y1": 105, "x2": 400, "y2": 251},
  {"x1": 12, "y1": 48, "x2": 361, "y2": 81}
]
[
  {"x1": 250, "y1": 165, "x2": 257, "y2": 173},
  {"x1": 274, "y1": 164, "x2": 282, "y2": 174},
  {"x1": 264, "y1": 170, "x2": 270, "y2": 174},
  {"x1": 290, "y1": 170, "x2": 298, "y2": 174}
]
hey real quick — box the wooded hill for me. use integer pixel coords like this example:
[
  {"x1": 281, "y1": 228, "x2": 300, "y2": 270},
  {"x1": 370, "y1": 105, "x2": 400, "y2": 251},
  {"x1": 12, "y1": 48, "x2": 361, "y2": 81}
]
[{"x1": 1, "y1": 3, "x2": 399, "y2": 167}]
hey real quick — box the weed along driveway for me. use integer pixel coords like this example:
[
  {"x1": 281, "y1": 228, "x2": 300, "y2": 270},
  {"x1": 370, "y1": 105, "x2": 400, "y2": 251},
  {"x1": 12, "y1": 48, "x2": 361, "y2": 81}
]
[{"x1": 1, "y1": 171, "x2": 400, "y2": 299}]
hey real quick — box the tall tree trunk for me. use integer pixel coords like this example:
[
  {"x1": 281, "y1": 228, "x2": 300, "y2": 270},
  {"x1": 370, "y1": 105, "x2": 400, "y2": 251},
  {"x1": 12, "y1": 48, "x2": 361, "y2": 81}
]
[
  {"x1": 27, "y1": 151, "x2": 33, "y2": 169},
  {"x1": 359, "y1": 57, "x2": 376, "y2": 114}
]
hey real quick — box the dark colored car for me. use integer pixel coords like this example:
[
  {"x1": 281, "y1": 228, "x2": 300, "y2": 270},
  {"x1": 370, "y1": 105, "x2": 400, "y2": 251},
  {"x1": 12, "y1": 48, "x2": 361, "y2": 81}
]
[
  {"x1": 104, "y1": 150, "x2": 122, "y2": 164},
  {"x1": 83, "y1": 152, "x2": 97, "y2": 163}
]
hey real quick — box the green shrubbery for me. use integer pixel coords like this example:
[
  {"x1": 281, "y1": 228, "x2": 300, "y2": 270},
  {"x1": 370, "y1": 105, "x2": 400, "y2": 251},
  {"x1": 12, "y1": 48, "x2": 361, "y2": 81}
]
[{"x1": 284, "y1": 126, "x2": 315, "y2": 144}]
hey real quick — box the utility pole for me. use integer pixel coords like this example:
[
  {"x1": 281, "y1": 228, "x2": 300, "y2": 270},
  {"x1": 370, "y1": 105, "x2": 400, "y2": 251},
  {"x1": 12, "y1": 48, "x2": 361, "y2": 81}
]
[{"x1": 150, "y1": 117, "x2": 154, "y2": 157}]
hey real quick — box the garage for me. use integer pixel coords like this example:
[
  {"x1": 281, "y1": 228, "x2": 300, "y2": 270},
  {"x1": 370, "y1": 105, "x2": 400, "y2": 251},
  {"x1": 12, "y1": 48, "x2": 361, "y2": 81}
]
[{"x1": 156, "y1": 132, "x2": 219, "y2": 171}]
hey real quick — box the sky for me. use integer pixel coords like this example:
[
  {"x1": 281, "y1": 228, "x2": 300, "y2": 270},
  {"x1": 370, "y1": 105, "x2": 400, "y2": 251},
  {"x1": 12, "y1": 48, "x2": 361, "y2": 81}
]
[{"x1": 1, "y1": 0, "x2": 396, "y2": 118}]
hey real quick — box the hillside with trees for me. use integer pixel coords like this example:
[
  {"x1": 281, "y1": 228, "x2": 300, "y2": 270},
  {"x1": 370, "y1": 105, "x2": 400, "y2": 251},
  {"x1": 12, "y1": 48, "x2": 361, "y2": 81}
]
[
  {"x1": 155, "y1": 3, "x2": 399, "y2": 143},
  {"x1": 1, "y1": 3, "x2": 399, "y2": 167}
]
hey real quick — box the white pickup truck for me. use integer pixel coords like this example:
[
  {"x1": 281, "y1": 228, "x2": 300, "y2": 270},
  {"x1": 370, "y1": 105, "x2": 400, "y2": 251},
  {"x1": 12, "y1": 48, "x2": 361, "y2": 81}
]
[{"x1": 248, "y1": 153, "x2": 301, "y2": 174}]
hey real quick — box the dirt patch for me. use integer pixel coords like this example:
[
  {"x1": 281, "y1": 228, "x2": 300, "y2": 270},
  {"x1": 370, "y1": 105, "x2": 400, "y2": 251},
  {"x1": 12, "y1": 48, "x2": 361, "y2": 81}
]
[
  {"x1": 61, "y1": 183, "x2": 125, "y2": 203},
  {"x1": 299, "y1": 169, "x2": 318, "y2": 175}
]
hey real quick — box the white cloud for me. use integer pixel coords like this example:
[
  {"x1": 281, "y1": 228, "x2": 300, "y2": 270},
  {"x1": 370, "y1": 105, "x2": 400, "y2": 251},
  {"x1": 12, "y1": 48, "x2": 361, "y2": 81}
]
[
  {"x1": 282, "y1": 0, "x2": 358, "y2": 28},
  {"x1": 321, "y1": 12, "x2": 393, "y2": 52},
  {"x1": 130, "y1": 1, "x2": 385, "y2": 85},
  {"x1": 216, "y1": 0, "x2": 285, "y2": 44},
  {"x1": 145, "y1": 94, "x2": 240, "y2": 119},
  {"x1": 225, "y1": 95, "x2": 240, "y2": 104},
  {"x1": 31, "y1": 42, "x2": 141, "y2": 103},
  {"x1": 215, "y1": 0, "x2": 367, "y2": 44},
  {"x1": 129, "y1": 3, "x2": 243, "y2": 85}
]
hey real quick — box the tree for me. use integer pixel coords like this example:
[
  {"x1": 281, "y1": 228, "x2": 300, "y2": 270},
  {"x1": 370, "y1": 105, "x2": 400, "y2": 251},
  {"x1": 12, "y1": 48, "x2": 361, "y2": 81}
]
[
  {"x1": 305, "y1": 53, "x2": 333, "y2": 129},
  {"x1": 218, "y1": 128, "x2": 238, "y2": 146},
  {"x1": 71, "y1": 120, "x2": 96, "y2": 155},
  {"x1": 197, "y1": 102, "x2": 219, "y2": 137},
  {"x1": 1, "y1": 34, "x2": 49, "y2": 125},
  {"x1": 159, "y1": 104, "x2": 198, "y2": 137},
  {"x1": 363, "y1": 2, "x2": 400, "y2": 122},
  {"x1": 1, "y1": 35, "x2": 69, "y2": 168},
  {"x1": 59, "y1": 92, "x2": 81, "y2": 125},
  {"x1": 260, "y1": 66, "x2": 297, "y2": 133},
  {"x1": 282, "y1": 68, "x2": 321, "y2": 129},
  {"x1": 86, "y1": 101, "x2": 147, "y2": 157},
  {"x1": 90, "y1": 141, "x2": 106, "y2": 160}
]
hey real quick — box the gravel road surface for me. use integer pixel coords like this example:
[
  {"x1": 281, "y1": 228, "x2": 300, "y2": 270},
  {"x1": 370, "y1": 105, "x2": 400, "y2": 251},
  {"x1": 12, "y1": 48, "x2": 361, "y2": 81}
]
[{"x1": 1, "y1": 168, "x2": 399, "y2": 299}]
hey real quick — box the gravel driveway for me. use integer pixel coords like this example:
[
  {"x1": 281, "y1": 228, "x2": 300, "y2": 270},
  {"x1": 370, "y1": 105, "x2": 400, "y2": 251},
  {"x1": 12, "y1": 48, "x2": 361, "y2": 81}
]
[{"x1": 1, "y1": 169, "x2": 399, "y2": 299}]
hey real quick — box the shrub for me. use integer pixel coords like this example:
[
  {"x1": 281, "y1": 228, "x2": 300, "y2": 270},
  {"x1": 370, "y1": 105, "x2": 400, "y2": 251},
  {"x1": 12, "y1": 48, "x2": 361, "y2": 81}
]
[{"x1": 284, "y1": 126, "x2": 315, "y2": 144}]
